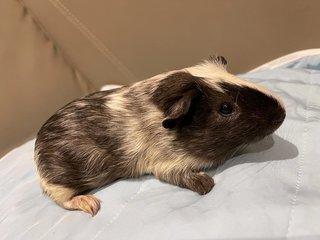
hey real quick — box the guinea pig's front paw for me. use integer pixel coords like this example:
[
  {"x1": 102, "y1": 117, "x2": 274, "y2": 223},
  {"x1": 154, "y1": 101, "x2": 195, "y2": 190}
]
[{"x1": 185, "y1": 172, "x2": 215, "y2": 195}]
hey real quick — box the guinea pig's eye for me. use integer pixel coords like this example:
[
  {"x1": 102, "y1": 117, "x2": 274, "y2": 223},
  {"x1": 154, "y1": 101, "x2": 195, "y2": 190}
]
[{"x1": 219, "y1": 102, "x2": 234, "y2": 116}]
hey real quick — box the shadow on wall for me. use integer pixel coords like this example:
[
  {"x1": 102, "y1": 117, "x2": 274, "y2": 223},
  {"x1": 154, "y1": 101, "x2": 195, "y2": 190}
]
[{"x1": 213, "y1": 134, "x2": 299, "y2": 175}]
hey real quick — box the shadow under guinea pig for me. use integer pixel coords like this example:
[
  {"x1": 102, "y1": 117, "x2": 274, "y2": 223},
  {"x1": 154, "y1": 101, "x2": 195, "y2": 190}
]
[
  {"x1": 211, "y1": 134, "x2": 299, "y2": 176},
  {"x1": 91, "y1": 134, "x2": 299, "y2": 195}
]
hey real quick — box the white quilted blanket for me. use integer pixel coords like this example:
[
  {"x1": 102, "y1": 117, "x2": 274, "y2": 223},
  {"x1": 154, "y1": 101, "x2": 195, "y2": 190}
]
[{"x1": 1, "y1": 52, "x2": 320, "y2": 240}]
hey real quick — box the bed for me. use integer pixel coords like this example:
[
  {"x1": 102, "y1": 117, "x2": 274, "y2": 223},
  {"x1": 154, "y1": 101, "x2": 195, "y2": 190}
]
[{"x1": 1, "y1": 50, "x2": 320, "y2": 239}]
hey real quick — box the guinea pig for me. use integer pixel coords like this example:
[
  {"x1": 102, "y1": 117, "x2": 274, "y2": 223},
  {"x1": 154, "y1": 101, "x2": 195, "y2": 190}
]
[{"x1": 34, "y1": 56, "x2": 286, "y2": 216}]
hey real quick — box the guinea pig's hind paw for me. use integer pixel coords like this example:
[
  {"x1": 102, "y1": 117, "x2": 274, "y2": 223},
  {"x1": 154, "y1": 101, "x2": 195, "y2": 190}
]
[{"x1": 64, "y1": 195, "x2": 101, "y2": 216}]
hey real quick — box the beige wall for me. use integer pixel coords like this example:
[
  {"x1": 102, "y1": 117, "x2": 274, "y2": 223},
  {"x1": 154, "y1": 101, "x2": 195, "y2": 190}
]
[
  {"x1": 60, "y1": 0, "x2": 320, "y2": 75},
  {"x1": 1, "y1": 0, "x2": 320, "y2": 157}
]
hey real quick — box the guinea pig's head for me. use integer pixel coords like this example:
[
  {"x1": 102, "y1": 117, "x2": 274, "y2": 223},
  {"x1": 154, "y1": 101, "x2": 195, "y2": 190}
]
[{"x1": 151, "y1": 57, "x2": 286, "y2": 157}]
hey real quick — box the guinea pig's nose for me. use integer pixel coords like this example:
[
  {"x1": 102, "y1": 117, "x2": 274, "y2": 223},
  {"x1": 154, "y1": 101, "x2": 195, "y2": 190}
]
[{"x1": 273, "y1": 108, "x2": 286, "y2": 125}]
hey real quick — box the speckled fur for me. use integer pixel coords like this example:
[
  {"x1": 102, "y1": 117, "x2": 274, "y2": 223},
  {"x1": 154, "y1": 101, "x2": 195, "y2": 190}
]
[{"x1": 34, "y1": 57, "x2": 286, "y2": 215}]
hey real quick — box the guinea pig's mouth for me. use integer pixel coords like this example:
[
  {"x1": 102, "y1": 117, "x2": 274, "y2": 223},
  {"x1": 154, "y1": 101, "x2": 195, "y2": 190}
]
[
  {"x1": 274, "y1": 114, "x2": 286, "y2": 126},
  {"x1": 272, "y1": 110, "x2": 286, "y2": 128},
  {"x1": 273, "y1": 119, "x2": 285, "y2": 125},
  {"x1": 264, "y1": 119, "x2": 285, "y2": 136}
]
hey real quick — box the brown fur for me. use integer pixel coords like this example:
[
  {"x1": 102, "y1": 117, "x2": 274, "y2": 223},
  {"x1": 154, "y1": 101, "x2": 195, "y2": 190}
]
[{"x1": 34, "y1": 58, "x2": 285, "y2": 215}]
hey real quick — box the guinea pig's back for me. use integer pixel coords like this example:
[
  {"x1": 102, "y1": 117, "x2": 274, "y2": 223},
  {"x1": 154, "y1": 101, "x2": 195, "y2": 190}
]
[{"x1": 34, "y1": 89, "x2": 126, "y2": 192}]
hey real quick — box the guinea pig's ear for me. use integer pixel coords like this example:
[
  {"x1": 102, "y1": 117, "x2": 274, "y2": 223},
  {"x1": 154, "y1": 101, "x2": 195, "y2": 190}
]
[
  {"x1": 162, "y1": 89, "x2": 199, "y2": 129},
  {"x1": 151, "y1": 72, "x2": 202, "y2": 129},
  {"x1": 209, "y1": 55, "x2": 227, "y2": 68}
]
